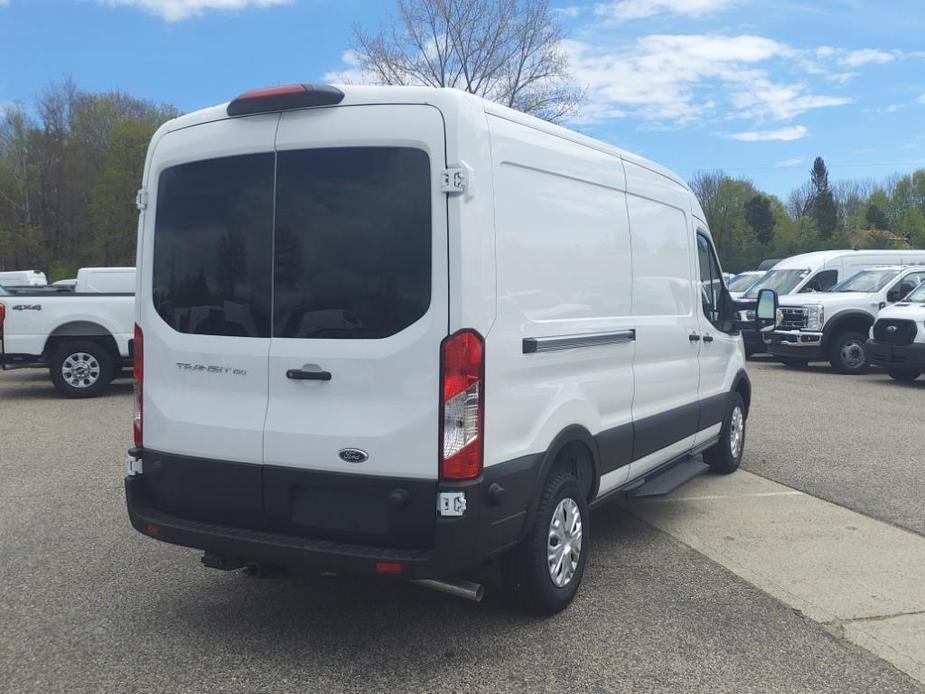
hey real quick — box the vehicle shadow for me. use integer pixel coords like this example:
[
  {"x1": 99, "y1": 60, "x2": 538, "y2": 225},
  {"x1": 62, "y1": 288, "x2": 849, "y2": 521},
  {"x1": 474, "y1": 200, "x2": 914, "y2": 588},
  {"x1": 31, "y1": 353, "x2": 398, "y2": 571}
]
[{"x1": 0, "y1": 371, "x2": 134, "y2": 400}]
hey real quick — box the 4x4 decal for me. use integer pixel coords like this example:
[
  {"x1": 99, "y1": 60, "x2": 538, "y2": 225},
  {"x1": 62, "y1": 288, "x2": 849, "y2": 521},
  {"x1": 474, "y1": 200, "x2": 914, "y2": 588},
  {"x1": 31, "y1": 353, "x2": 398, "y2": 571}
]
[{"x1": 12, "y1": 304, "x2": 42, "y2": 311}]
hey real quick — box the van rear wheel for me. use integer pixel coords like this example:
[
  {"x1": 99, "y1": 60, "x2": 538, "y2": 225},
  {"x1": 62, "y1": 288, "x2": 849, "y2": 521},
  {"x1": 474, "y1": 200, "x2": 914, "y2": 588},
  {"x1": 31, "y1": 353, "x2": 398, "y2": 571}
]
[
  {"x1": 510, "y1": 472, "x2": 589, "y2": 614},
  {"x1": 49, "y1": 340, "x2": 114, "y2": 398}
]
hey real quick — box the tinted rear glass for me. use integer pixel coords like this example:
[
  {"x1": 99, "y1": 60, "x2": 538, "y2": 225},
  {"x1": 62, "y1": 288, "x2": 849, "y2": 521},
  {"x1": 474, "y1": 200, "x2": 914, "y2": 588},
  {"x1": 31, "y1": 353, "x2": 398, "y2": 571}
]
[
  {"x1": 153, "y1": 153, "x2": 274, "y2": 337},
  {"x1": 152, "y1": 147, "x2": 432, "y2": 340},
  {"x1": 273, "y1": 147, "x2": 432, "y2": 339}
]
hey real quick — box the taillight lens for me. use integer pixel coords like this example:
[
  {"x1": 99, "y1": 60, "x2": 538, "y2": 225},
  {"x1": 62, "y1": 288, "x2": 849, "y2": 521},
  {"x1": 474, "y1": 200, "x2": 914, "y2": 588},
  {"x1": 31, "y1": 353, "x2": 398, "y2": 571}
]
[
  {"x1": 133, "y1": 323, "x2": 143, "y2": 448},
  {"x1": 0, "y1": 302, "x2": 5, "y2": 340},
  {"x1": 440, "y1": 329, "x2": 484, "y2": 480}
]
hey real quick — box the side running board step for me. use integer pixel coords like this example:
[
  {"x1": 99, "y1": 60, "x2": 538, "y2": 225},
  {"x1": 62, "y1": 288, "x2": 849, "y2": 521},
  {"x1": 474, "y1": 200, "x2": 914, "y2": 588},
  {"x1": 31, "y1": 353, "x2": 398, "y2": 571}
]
[{"x1": 625, "y1": 458, "x2": 710, "y2": 498}]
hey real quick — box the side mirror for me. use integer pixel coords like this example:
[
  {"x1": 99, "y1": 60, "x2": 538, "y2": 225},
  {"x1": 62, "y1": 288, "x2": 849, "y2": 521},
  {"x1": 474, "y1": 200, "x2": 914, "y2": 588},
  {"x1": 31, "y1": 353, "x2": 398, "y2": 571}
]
[{"x1": 756, "y1": 289, "x2": 778, "y2": 331}]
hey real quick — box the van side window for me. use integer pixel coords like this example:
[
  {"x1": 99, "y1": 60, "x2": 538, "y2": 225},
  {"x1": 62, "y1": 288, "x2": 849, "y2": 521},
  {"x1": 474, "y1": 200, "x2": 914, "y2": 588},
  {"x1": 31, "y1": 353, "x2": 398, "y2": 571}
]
[
  {"x1": 696, "y1": 233, "x2": 723, "y2": 326},
  {"x1": 801, "y1": 269, "x2": 838, "y2": 293},
  {"x1": 153, "y1": 153, "x2": 274, "y2": 337},
  {"x1": 273, "y1": 147, "x2": 432, "y2": 339}
]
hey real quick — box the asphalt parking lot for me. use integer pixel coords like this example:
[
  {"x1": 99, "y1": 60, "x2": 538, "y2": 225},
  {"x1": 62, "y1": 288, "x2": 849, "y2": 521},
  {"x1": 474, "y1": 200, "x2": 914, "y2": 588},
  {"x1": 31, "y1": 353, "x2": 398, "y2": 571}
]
[{"x1": 1, "y1": 362, "x2": 923, "y2": 693}]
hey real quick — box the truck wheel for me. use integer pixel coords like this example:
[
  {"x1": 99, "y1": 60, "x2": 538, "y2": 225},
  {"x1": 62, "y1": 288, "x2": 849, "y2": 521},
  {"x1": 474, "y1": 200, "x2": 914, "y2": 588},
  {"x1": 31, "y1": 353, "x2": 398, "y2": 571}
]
[
  {"x1": 49, "y1": 340, "x2": 114, "y2": 398},
  {"x1": 512, "y1": 472, "x2": 589, "y2": 614},
  {"x1": 887, "y1": 368, "x2": 921, "y2": 382},
  {"x1": 829, "y1": 332, "x2": 869, "y2": 374},
  {"x1": 703, "y1": 393, "x2": 746, "y2": 474}
]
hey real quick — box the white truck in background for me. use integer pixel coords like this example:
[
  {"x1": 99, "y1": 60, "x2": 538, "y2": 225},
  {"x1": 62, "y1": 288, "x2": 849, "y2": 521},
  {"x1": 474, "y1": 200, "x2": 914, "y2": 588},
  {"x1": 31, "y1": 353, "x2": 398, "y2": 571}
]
[{"x1": 0, "y1": 267, "x2": 136, "y2": 397}]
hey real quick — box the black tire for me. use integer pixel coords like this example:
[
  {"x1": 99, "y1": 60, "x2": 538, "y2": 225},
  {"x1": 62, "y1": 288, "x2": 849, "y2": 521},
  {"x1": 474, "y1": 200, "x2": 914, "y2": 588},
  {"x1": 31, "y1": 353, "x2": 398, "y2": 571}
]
[
  {"x1": 49, "y1": 340, "x2": 114, "y2": 398},
  {"x1": 779, "y1": 357, "x2": 807, "y2": 368},
  {"x1": 829, "y1": 331, "x2": 870, "y2": 374},
  {"x1": 888, "y1": 368, "x2": 922, "y2": 382},
  {"x1": 511, "y1": 472, "x2": 589, "y2": 614},
  {"x1": 703, "y1": 392, "x2": 746, "y2": 474}
]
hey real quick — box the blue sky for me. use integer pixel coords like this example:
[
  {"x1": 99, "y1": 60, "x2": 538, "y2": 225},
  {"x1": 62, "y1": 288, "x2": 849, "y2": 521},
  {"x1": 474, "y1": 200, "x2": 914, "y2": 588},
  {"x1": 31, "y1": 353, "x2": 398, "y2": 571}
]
[{"x1": 2, "y1": 0, "x2": 924, "y2": 198}]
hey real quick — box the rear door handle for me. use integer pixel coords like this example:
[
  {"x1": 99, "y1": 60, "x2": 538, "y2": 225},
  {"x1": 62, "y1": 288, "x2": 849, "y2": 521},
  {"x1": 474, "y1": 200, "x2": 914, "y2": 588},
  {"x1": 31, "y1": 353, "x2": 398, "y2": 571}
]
[
  {"x1": 689, "y1": 333, "x2": 701, "y2": 342},
  {"x1": 702, "y1": 335, "x2": 714, "y2": 343},
  {"x1": 286, "y1": 368, "x2": 332, "y2": 381}
]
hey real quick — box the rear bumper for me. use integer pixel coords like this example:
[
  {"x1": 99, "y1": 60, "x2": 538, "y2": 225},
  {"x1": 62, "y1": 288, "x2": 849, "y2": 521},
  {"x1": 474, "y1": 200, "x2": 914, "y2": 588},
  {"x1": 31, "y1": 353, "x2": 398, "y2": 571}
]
[
  {"x1": 866, "y1": 340, "x2": 925, "y2": 369},
  {"x1": 125, "y1": 448, "x2": 540, "y2": 579},
  {"x1": 765, "y1": 330, "x2": 825, "y2": 360}
]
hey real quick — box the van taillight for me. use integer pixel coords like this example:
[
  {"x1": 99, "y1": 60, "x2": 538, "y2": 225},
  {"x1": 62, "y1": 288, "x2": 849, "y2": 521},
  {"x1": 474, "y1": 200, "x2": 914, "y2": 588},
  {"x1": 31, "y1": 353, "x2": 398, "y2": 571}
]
[
  {"x1": 439, "y1": 329, "x2": 484, "y2": 480},
  {"x1": 133, "y1": 323, "x2": 143, "y2": 448},
  {"x1": 0, "y1": 302, "x2": 5, "y2": 340}
]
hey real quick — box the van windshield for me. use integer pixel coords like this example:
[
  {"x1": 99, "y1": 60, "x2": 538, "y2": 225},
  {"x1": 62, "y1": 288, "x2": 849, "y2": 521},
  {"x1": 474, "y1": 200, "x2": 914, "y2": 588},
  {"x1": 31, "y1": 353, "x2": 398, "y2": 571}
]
[
  {"x1": 744, "y1": 269, "x2": 810, "y2": 298},
  {"x1": 905, "y1": 282, "x2": 925, "y2": 303},
  {"x1": 832, "y1": 269, "x2": 901, "y2": 293},
  {"x1": 728, "y1": 273, "x2": 761, "y2": 292}
]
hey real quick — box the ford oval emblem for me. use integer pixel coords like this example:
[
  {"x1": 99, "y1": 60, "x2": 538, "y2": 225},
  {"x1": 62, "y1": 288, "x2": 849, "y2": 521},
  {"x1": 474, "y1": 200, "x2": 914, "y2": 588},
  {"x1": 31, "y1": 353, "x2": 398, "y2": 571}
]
[
  {"x1": 886, "y1": 325, "x2": 898, "y2": 333},
  {"x1": 338, "y1": 448, "x2": 369, "y2": 464}
]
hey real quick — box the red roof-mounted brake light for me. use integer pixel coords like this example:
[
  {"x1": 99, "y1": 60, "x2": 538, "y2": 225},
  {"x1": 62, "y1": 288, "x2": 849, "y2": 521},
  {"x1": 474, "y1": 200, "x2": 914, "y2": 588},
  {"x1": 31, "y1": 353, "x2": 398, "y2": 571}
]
[{"x1": 226, "y1": 83, "x2": 345, "y2": 117}]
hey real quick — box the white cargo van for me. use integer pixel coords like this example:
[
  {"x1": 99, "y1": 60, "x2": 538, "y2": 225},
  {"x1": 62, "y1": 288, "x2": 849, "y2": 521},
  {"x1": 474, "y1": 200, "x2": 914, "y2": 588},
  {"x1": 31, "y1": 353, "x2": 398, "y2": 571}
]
[
  {"x1": 0, "y1": 270, "x2": 47, "y2": 287},
  {"x1": 125, "y1": 84, "x2": 753, "y2": 613},
  {"x1": 75, "y1": 267, "x2": 136, "y2": 294}
]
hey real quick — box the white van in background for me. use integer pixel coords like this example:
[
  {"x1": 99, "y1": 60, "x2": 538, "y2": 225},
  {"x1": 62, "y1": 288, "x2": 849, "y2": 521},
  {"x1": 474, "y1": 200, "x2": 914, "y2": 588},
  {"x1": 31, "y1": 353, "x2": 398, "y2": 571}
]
[
  {"x1": 0, "y1": 270, "x2": 47, "y2": 287},
  {"x1": 75, "y1": 267, "x2": 136, "y2": 294},
  {"x1": 125, "y1": 84, "x2": 754, "y2": 613}
]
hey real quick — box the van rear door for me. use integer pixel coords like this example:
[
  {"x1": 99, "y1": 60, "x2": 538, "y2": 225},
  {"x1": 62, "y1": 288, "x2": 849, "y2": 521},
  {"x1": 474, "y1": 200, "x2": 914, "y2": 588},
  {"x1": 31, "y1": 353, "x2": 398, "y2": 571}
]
[
  {"x1": 141, "y1": 115, "x2": 278, "y2": 470},
  {"x1": 262, "y1": 105, "x2": 448, "y2": 530}
]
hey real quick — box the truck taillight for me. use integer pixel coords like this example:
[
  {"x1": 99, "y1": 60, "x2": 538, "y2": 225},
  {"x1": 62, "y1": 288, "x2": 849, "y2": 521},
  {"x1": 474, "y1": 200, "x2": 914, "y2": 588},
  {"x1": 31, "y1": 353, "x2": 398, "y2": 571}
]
[
  {"x1": 439, "y1": 329, "x2": 484, "y2": 480},
  {"x1": 133, "y1": 323, "x2": 143, "y2": 448},
  {"x1": 0, "y1": 302, "x2": 5, "y2": 340}
]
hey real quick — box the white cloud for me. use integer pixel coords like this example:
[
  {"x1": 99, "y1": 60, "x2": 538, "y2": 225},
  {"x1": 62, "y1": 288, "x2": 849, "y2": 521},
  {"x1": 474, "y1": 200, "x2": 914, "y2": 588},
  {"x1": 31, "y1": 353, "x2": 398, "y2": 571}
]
[
  {"x1": 775, "y1": 158, "x2": 804, "y2": 167},
  {"x1": 96, "y1": 0, "x2": 291, "y2": 21},
  {"x1": 917, "y1": 94, "x2": 925, "y2": 105},
  {"x1": 554, "y1": 5, "x2": 585, "y2": 18},
  {"x1": 565, "y1": 34, "x2": 850, "y2": 125},
  {"x1": 595, "y1": 0, "x2": 739, "y2": 21},
  {"x1": 729, "y1": 125, "x2": 808, "y2": 142},
  {"x1": 839, "y1": 48, "x2": 894, "y2": 68},
  {"x1": 323, "y1": 49, "x2": 379, "y2": 85}
]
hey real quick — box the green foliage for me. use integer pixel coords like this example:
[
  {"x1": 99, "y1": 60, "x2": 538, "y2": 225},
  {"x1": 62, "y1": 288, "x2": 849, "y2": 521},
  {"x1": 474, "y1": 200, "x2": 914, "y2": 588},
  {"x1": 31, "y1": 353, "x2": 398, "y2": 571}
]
[
  {"x1": 744, "y1": 195, "x2": 775, "y2": 245},
  {"x1": 0, "y1": 78, "x2": 178, "y2": 273},
  {"x1": 865, "y1": 203, "x2": 889, "y2": 230}
]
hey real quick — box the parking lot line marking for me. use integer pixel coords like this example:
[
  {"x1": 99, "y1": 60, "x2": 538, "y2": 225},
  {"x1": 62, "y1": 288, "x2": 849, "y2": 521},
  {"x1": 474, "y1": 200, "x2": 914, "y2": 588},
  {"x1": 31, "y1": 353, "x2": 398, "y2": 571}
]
[
  {"x1": 624, "y1": 470, "x2": 925, "y2": 684},
  {"x1": 640, "y1": 490, "x2": 805, "y2": 502}
]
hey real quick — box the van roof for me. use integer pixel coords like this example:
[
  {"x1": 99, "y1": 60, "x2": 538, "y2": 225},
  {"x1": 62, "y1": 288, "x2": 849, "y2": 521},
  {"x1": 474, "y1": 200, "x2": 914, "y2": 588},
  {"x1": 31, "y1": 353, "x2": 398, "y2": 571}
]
[
  {"x1": 772, "y1": 249, "x2": 925, "y2": 270},
  {"x1": 159, "y1": 84, "x2": 690, "y2": 193}
]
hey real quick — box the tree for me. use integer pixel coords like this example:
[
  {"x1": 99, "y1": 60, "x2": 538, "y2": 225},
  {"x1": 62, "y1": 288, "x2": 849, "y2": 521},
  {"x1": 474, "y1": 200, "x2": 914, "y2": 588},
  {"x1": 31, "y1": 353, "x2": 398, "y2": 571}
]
[
  {"x1": 744, "y1": 195, "x2": 775, "y2": 245},
  {"x1": 349, "y1": 0, "x2": 582, "y2": 122},
  {"x1": 807, "y1": 157, "x2": 837, "y2": 239},
  {"x1": 865, "y1": 203, "x2": 889, "y2": 230}
]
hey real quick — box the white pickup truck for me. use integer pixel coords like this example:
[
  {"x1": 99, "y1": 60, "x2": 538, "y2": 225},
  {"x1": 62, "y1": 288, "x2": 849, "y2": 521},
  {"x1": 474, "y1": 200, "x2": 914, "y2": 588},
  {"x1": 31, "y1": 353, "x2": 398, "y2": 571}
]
[
  {"x1": 765, "y1": 265, "x2": 925, "y2": 373},
  {"x1": 868, "y1": 280, "x2": 925, "y2": 382},
  {"x1": 0, "y1": 268, "x2": 135, "y2": 397}
]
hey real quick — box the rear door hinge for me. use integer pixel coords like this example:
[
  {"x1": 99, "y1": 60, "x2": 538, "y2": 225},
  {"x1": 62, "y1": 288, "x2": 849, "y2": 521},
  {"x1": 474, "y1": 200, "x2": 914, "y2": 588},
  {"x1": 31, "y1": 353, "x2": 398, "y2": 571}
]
[
  {"x1": 135, "y1": 188, "x2": 148, "y2": 211},
  {"x1": 441, "y1": 168, "x2": 468, "y2": 195}
]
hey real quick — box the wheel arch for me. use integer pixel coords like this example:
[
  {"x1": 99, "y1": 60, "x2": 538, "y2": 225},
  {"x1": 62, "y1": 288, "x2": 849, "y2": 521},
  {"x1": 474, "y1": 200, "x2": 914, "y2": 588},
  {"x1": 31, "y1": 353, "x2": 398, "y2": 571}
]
[
  {"x1": 822, "y1": 311, "x2": 875, "y2": 348},
  {"x1": 731, "y1": 369, "x2": 752, "y2": 416},
  {"x1": 522, "y1": 424, "x2": 601, "y2": 538},
  {"x1": 44, "y1": 322, "x2": 120, "y2": 361}
]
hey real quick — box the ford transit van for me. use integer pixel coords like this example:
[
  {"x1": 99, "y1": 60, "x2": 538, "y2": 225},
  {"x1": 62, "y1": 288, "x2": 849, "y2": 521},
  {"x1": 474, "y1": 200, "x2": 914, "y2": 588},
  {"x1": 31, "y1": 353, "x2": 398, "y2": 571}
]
[{"x1": 125, "y1": 84, "x2": 752, "y2": 613}]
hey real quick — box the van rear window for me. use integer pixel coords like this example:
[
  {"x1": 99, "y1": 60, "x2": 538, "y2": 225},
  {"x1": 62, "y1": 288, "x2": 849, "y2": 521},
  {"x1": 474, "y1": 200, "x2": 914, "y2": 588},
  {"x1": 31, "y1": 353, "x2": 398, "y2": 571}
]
[
  {"x1": 152, "y1": 147, "x2": 431, "y2": 340},
  {"x1": 153, "y1": 154, "x2": 274, "y2": 337},
  {"x1": 274, "y1": 147, "x2": 431, "y2": 339}
]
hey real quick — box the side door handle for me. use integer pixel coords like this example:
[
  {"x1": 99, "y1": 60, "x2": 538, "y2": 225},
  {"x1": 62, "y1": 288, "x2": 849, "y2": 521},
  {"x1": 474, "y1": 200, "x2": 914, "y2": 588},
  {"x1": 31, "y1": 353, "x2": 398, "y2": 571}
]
[
  {"x1": 702, "y1": 335, "x2": 714, "y2": 343},
  {"x1": 689, "y1": 333, "x2": 701, "y2": 342},
  {"x1": 286, "y1": 368, "x2": 332, "y2": 381}
]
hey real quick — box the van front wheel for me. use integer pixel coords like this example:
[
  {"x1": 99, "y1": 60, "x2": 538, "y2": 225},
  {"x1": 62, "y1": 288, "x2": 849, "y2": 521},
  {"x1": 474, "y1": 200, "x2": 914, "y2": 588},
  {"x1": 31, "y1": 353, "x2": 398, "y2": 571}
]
[
  {"x1": 703, "y1": 393, "x2": 746, "y2": 474},
  {"x1": 512, "y1": 472, "x2": 589, "y2": 614}
]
